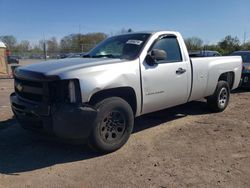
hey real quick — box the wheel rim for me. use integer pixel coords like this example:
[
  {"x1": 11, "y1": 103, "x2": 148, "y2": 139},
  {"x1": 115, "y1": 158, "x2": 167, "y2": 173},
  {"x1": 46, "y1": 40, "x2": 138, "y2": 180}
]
[
  {"x1": 99, "y1": 111, "x2": 126, "y2": 143},
  {"x1": 218, "y1": 87, "x2": 228, "y2": 108}
]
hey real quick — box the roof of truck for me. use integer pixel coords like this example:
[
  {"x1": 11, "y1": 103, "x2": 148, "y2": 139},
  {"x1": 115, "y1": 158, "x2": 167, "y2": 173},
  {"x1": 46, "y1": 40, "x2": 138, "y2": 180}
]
[
  {"x1": 116, "y1": 30, "x2": 178, "y2": 36},
  {"x1": 134, "y1": 30, "x2": 177, "y2": 34}
]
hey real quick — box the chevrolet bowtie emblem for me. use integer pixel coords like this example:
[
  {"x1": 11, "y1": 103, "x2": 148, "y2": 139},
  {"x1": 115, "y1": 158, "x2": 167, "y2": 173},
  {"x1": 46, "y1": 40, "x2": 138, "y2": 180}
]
[{"x1": 16, "y1": 83, "x2": 23, "y2": 92}]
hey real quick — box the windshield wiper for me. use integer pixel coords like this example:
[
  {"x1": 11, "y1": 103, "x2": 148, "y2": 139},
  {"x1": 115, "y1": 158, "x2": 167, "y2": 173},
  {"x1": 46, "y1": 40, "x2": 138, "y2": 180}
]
[
  {"x1": 91, "y1": 54, "x2": 116, "y2": 58},
  {"x1": 82, "y1": 54, "x2": 91, "y2": 58},
  {"x1": 82, "y1": 54, "x2": 118, "y2": 59}
]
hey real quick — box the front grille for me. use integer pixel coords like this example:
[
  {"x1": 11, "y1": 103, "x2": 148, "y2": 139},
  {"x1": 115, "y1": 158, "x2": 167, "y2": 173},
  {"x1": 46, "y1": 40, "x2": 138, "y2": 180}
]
[
  {"x1": 14, "y1": 77, "x2": 45, "y2": 102},
  {"x1": 14, "y1": 77, "x2": 79, "y2": 104},
  {"x1": 48, "y1": 80, "x2": 68, "y2": 103}
]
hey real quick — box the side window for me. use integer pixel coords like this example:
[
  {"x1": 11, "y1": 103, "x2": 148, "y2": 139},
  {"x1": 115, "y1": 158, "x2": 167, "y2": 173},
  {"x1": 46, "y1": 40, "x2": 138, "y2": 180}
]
[{"x1": 152, "y1": 37, "x2": 182, "y2": 62}]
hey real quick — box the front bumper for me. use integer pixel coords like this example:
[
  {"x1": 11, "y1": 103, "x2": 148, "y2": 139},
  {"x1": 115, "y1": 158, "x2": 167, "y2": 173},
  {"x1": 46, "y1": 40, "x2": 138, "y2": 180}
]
[
  {"x1": 10, "y1": 93, "x2": 97, "y2": 141},
  {"x1": 240, "y1": 73, "x2": 250, "y2": 88}
]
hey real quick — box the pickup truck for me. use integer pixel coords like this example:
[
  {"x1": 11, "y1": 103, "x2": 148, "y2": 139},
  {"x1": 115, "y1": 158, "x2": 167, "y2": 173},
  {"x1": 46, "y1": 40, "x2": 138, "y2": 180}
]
[{"x1": 10, "y1": 31, "x2": 242, "y2": 152}]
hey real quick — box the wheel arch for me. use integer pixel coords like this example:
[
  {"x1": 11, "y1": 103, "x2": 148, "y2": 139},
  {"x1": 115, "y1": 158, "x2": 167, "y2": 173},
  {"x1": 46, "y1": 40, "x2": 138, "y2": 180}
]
[
  {"x1": 89, "y1": 87, "x2": 137, "y2": 115},
  {"x1": 218, "y1": 71, "x2": 235, "y2": 90}
]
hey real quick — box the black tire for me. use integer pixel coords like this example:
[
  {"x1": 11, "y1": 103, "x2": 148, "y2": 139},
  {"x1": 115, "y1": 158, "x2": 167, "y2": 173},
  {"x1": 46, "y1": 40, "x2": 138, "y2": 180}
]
[
  {"x1": 207, "y1": 81, "x2": 230, "y2": 112},
  {"x1": 88, "y1": 97, "x2": 134, "y2": 153}
]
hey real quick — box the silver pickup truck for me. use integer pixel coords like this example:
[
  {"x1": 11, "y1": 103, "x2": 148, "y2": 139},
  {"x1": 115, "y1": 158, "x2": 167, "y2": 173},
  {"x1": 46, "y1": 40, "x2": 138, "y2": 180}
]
[{"x1": 10, "y1": 31, "x2": 242, "y2": 152}]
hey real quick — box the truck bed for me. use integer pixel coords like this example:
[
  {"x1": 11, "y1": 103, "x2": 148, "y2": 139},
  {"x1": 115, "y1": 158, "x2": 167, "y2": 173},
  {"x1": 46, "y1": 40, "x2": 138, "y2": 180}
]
[{"x1": 188, "y1": 56, "x2": 242, "y2": 101}]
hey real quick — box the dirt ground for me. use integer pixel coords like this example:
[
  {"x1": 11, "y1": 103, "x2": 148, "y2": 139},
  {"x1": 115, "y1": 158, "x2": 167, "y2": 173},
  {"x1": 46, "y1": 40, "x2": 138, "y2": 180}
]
[{"x1": 0, "y1": 60, "x2": 250, "y2": 188}]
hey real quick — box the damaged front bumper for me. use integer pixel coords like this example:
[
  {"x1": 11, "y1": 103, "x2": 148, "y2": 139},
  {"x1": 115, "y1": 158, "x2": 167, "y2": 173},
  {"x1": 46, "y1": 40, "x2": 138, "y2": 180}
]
[{"x1": 10, "y1": 93, "x2": 97, "y2": 141}]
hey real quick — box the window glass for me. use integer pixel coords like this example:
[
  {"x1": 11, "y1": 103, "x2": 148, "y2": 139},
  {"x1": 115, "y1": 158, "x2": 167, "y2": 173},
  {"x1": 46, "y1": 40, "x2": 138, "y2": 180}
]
[
  {"x1": 152, "y1": 37, "x2": 182, "y2": 62},
  {"x1": 88, "y1": 34, "x2": 150, "y2": 60},
  {"x1": 241, "y1": 54, "x2": 250, "y2": 63},
  {"x1": 232, "y1": 52, "x2": 250, "y2": 63}
]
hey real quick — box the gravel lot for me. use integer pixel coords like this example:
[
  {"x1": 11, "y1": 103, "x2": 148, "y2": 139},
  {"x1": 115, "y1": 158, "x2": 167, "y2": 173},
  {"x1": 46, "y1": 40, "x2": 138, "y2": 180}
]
[{"x1": 0, "y1": 60, "x2": 250, "y2": 188}]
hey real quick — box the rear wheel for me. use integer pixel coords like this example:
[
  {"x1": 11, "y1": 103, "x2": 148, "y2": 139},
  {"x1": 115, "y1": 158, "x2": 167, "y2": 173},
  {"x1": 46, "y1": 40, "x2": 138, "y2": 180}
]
[
  {"x1": 207, "y1": 81, "x2": 230, "y2": 112},
  {"x1": 88, "y1": 97, "x2": 134, "y2": 153}
]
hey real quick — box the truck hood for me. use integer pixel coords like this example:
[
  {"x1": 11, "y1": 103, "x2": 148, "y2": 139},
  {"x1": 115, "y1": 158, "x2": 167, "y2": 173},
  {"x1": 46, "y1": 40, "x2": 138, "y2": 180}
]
[{"x1": 15, "y1": 58, "x2": 127, "y2": 80}]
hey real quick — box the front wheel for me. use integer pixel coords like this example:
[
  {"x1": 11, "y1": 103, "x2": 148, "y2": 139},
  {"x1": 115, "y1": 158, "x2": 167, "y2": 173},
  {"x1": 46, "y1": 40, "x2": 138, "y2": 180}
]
[
  {"x1": 207, "y1": 81, "x2": 230, "y2": 112},
  {"x1": 88, "y1": 97, "x2": 134, "y2": 153}
]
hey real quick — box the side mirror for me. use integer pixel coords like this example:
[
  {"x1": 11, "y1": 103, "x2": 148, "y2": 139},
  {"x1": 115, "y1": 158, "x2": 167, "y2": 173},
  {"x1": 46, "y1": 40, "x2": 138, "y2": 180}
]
[
  {"x1": 146, "y1": 49, "x2": 167, "y2": 65},
  {"x1": 151, "y1": 49, "x2": 167, "y2": 61}
]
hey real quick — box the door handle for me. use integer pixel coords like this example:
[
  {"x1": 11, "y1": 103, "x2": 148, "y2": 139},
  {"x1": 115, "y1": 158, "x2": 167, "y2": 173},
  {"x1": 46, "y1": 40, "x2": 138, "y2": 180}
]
[{"x1": 176, "y1": 68, "x2": 186, "y2": 74}]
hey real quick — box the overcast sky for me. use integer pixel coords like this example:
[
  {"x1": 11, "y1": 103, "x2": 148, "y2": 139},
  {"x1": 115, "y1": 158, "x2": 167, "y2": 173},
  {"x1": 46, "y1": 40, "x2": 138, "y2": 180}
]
[{"x1": 0, "y1": 0, "x2": 249, "y2": 44}]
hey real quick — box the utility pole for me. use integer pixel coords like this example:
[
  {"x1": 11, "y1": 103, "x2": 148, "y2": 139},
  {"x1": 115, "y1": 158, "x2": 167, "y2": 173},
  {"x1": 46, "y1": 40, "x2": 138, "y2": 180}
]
[
  {"x1": 43, "y1": 33, "x2": 47, "y2": 61},
  {"x1": 79, "y1": 24, "x2": 82, "y2": 53},
  {"x1": 81, "y1": 44, "x2": 84, "y2": 53},
  {"x1": 79, "y1": 24, "x2": 81, "y2": 34},
  {"x1": 243, "y1": 31, "x2": 246, "y2": 46}
]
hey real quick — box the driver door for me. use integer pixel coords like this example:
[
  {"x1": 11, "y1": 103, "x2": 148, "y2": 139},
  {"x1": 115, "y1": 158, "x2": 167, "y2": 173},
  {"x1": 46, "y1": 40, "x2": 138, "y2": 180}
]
[{"x1": 141, "y1": 35, "x2": 190, "y2": 114}]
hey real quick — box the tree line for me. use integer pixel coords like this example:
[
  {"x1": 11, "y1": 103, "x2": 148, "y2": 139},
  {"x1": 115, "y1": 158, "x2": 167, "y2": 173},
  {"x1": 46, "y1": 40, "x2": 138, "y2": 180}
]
[
  {"x1": 0, "y1": 33, "x2": 107, "y2": 57},
  {"x1": 0, "y1": 30, "x2": 249, "y2": 58},
  {"x1": 185, "y1": 36, "x2": 250, "y2": 55}
]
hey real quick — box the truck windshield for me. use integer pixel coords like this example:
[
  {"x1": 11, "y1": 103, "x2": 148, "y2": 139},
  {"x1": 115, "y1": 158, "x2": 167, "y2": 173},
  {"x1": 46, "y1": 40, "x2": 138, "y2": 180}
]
[{"x1": 85, "y1": 33, "x2": 150, "y2": 60}]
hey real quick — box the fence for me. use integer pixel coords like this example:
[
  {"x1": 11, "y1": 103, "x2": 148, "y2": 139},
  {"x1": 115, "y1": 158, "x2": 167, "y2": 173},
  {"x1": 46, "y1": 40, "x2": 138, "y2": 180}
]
[{"x1": 9, "y1": 43, "x2": 96, "y2": 60}]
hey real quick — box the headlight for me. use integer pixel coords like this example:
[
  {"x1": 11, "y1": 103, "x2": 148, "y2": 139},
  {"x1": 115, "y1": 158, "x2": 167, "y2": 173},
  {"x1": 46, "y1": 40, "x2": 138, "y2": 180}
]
[
  {"x1": 48, "y1": 79, "x2": 80, "y2": 104},
  {"x1": 68, "y1": 80, "x2": 76, "y2": 103}
]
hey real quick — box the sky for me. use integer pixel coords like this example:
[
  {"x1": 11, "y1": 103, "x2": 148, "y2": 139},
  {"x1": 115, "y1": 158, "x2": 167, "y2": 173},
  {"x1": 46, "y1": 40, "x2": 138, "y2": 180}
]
[{"x1": 0, "y1": 0, "x2": 249, "y2": 45}]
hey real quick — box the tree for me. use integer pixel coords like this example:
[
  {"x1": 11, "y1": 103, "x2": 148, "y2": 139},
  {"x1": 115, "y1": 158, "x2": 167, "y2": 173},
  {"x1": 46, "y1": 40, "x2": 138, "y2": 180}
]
[
  {"x1": 30, "y1": 45, "x2": 43, "y2": 54},
  {"x1": 218, "y1": 35, "x2": 240, "y2": 55},
  {"x1": 79, "y1": 32, "x2": 107, "y2": 52},
  {"x1": 60, "y1": 33, "x2": 107, "y2": 53},
  {"x1": 60, "y1": 34, "x2": 76, "y2": 53},
  {"x1": 0, "y1": 35, "x2": 17, "y2": 50},
  {"x1": 14, "y1": 40, "x2": 31, "y2": 56},
  {"x1": 242, "y1": 42, "x2": 250, "y2": 50},
  {"x1": 18, "y1": 40, "x2": 30, "y2": 52},
  {"x1": 205, "y1": 44, "x2": 224, "y2": 54},
  {"x1": 47, "y1": 37, "x2": 58, "y2": 54},
  {"x1": 185, "y1": 37, "x2": 203, "y2": 51}
]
